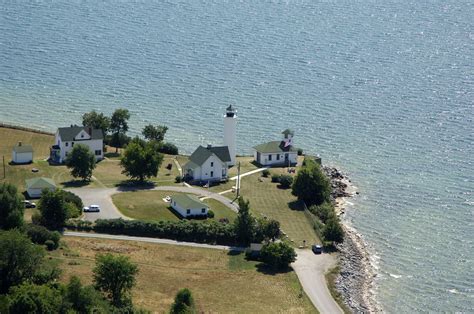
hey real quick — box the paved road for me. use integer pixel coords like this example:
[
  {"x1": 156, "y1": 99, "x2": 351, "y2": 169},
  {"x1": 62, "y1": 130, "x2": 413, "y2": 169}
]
[
  {"x1": 67, "y1": 185, "x2": 239, "y2": 222},
  {"x1": 292, "y1": 249, "x2": 343, "y2": 314},
  {"x1": 64, "y1": 231, "x2": 245, "y2": 251}
]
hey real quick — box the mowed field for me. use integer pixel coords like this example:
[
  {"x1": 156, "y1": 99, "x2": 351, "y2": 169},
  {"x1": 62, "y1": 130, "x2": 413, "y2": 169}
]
[
  {"x1": 234, "y1": 168, "x2": 320, "y2": 246},
  {"x1": 53, "y1": 237, "x2": 316, "y2": 313},
  {"x1": 112, "y1": 190, "x2": 237, "y2": 222}
]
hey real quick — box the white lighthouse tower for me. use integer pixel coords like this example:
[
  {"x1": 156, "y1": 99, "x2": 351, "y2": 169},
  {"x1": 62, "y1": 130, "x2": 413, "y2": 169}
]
[{"x1": 223, "y1": 105, "x2": 237, "y2": 166}]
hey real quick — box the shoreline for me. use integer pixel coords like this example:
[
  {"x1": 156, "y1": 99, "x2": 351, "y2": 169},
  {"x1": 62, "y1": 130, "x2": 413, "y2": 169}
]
[{"x1": 325, "y1": 168, "x2": 382, "y2": 313}]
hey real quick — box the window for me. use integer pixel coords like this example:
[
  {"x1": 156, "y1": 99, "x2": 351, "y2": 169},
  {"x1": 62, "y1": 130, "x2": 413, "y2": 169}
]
[
  {"x1": 65, "y1": 142, "x2": 69, "y2": 147},
  {"x1": 210, "y1": 171, "x2": 214, "y2": 177},
  {"x1": 81, "y1": 134, "x2": 84, "y2": 138},
  {"x1": 276, "y1": 154, "x2": 280, "y2": 160},
  {"x1": 186, "y1": 209, "x2": 191, "y2": 214},
  {"x1": 210, "y1": 161, "x2": 214, "y2": 167},
  {"x1": 95, "y1": 150, "x2": 102, "y2": 156},
  {"x1": 268, "y1": 154, "x2": 272, "y2": 161},
  {"x1": 201, "y1": 208, "x2": 206, "y2": 213},
  {"x1": 71, "y1": 142, "x2": 74, "y2": 147}
]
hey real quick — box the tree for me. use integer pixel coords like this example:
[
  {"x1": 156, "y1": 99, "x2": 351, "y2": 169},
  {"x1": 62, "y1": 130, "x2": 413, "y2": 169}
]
[
  {"x1": 260, "y1": 242, "x2": 296, "y2": 270},
  {"x1": 0, "y1": 230, "x2": 45, "y2": 293},
  {"x1": 142, "y1": 124, "x2": 168, "y2": 142},
  {"x1": 309, "y1": 202, "x2": 334, "y2": 223},
  {"x1": 110, "y1": 109, "x2": 131, "y2": 153},
  {"x1": 82, "y1": 110, "x2": 110, "y2": 136},
  {"x1": 66, "y1": 276, "x2": 110, "y2": 313},
  {"x1": 93, "y1": 253, "x2": 138, "y2": 307},
  {"x1": 323, "y1": 216, "x2": 344, "y2": 244},
  {"x1": 170, "y1": 288, "x2": 196, "y2": 314},
  {"x1": 120, "y1": 138, "x2": 164, "y2": 182},
  {"x1": 66, "y1": 144, "x2": 96, "y2": 181},
  {"x1": 8, "y1": 283, "x2": 63, "y2": 313},
  {"x1": 292, "y1": 162, "x2": 331, "y2": 206},
  {"x1": 38, "y1": 189, "x2": 68, "y2": 229},
  {"x1": 258, "y1": 219, "x2": 280, "y2": 241},
  {"x1": 233, "y1": 197, "x2": 255, "y2": 245},
  {"x1": 0, "y1": 183, "x2": 24, "y2": 230}
]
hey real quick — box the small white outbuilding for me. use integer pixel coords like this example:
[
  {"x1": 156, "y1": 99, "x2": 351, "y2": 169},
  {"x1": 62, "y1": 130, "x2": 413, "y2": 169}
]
[
  {"x1": 12, "y1": 142, "x2": 33, "y2": 164},
  {"x1": 170, "y1": 194, "x2": 209, "y2": 218},
  {"x1": 25, "y1": 177, "x2": 57, "y2": 199}
]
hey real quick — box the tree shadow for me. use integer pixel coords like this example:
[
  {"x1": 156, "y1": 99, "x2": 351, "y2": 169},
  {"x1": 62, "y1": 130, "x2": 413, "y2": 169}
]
[
  {"x1": 116, "y1": 180, "x2": 156, "y2": 191},
  {"x1": 255, "y1": 263, "x2": 293, "y2": 275},
  {"x1": 288, "y1": 200, "x2": 304, "y2": 211},
  {"x1": 62, "y1": 180, "x2": 91, "y2": 188}
]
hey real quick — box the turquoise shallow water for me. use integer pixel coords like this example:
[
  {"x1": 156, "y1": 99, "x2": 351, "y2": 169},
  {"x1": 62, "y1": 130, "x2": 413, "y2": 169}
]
[{"x1": 1, "y1": 1, "x2": 473, "y2": 312}]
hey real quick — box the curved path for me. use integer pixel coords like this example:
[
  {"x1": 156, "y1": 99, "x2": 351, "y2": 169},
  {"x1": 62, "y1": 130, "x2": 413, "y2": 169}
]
[
  {"x1": 292, "y1": 249, "x2": 343, "y2": 314},
  {"x1": 66, "y1": 185, "x2": 239, "y2": 222}
]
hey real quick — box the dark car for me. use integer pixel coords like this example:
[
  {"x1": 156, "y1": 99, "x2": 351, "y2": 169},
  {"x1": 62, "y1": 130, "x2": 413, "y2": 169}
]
[
  {"x1": 23, "y1": 200, "x2": 36, "y2": 208},
  {"x1": 312, "y1": 244, "x2": 322, "y2": 254}
]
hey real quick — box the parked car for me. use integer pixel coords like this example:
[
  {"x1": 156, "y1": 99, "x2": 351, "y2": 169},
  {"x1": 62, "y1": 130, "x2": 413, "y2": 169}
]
[
  {"x1": 23, "y1": 200, "x2": 36, "y2": 208},
  {"x1": 312, "y1": 244, "x2": 322, "y2": 254},
  {"x1": 83, "y1": 205, "x2": 100, "y2": 212}
]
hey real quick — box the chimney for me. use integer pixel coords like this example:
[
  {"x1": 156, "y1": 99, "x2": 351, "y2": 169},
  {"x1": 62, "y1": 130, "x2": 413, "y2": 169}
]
[
  {"x1": 207, "y1": 144, "x2": 212, "y2": 149},
  {"x1": 88, "y1": 127, "x2": 92, "y2": 136},
  {"x1": 18, "y1": 141, "x2": 22, "y2": 147}
]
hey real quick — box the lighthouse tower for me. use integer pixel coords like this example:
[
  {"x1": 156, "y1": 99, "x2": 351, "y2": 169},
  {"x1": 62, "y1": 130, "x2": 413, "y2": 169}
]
[{"x1": 223, "y1": 105, "x2": 237, "y2": 166}]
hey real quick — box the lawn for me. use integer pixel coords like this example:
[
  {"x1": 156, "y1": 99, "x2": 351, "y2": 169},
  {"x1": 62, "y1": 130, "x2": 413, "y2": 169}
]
[
  {"x1": 51, "y1": 237, "x2": 316, "y2": 313},
  {"x1": 0, "y1": 126, "x2": 54, "y2": 159},
  {"x1": 112, "y1": 190, "x2": 237, "y2": 222},
  {"x1": 228, "y1": 169, "x2": 320, "y2": 246}
]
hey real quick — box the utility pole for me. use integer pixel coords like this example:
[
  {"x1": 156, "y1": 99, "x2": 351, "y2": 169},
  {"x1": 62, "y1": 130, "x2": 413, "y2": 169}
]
[{"x1": 2, "y1": 156, "x2": 5, "y2": 179}]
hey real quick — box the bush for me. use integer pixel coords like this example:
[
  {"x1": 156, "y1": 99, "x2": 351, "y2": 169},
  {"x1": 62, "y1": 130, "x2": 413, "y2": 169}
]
[
  {"x1": 44, "y1": 240, "x2": 56, "y2": 251},
  {"x1": 175, "y1": 175, "x2": 183, "y2": 183},
  {"x1": 260, "y1": 242, "x2": 296, "y2": 270},
  {"x1": 24, "y1": 224, "x2": 60, "y2": 250},
  {"x1": 309, "y1": 202, "x2": 334, "y2": 223},
  {"x1": 297, "y1": 148, "x2": 303, "y2": 156},
  {"x1": 207, "y1": 210, "x2": 215, "y2": 218},
  {"x1": 64, "y1": 219, "x2": 94, "y2": 231},
  {"x1": 278, "y1": 175, "x2": 293, "y2": 189},
  {"x1": 158, "y1": 142, "x2": 179, "y2": 155},
  {"x1": 271, "y1": 174, "x2": 280, "y2": 183},
  {"x1": 65, "y1": 202, "x2": 81, "y2": 219},
  {"x1": 261, "y1": 169, "x2": 270, "y2": 177},
  {"x1": 59, "y1": 190, "x2": 83, "y2": 210}
]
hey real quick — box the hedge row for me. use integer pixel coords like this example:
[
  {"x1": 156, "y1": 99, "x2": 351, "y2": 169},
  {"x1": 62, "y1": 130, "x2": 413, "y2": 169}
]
[{"x1": 66, "y1": 218, "x2": 237, "y2": 246}]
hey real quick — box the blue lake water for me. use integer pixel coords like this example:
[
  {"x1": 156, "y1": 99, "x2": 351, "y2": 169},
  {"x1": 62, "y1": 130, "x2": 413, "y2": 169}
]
[{"x1": 1, "y1": 1, "x2": 473, "y2": 312}]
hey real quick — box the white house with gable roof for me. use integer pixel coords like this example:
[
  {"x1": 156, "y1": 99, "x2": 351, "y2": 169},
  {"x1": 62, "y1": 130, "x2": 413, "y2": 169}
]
[
  {"x1": 183, "y1": 145, "x2": 231, "y2": 182},
  {"x1": 253, "y1": 129, "x2": 299, "y2": 166},
  {"x1": 50, "y1": 125, "x2": 104, "y2": 164}
]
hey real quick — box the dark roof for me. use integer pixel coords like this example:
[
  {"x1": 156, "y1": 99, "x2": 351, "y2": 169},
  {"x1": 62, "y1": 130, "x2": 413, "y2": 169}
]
[
  {"x1": 188, "y1": 145, "x2": 231, "y2": 166},
  {"x1": 253, "y1": 141, "x2": 298, "y2": 153},
  {"x1": 58, "y1": 126, "x2": 103, "y2": 141}
]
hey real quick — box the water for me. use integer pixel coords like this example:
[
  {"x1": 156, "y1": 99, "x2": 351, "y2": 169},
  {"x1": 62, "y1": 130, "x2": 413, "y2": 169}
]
[{"x1": 1, "y1": 1, "x2": 473, "y2": 312}]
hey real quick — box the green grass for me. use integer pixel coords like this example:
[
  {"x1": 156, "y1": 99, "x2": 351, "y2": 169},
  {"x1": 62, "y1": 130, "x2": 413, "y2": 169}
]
[
  {"x1": 112, "y1": 190, "x2": 236, "y2": 222},
  {"x1": 229, "y1": 171, "x2": 320, "y2": 246}
]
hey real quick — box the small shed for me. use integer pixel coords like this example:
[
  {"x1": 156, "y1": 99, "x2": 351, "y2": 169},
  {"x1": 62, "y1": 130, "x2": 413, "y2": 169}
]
[
  {"x1": 26, "y1": 177, "x2": 56, "y2": 198},
  {"x1": 12, "y1": 142, "x2": 33, "y2": 164},
  {"x1": 170, "y1": 194, "x2": 209, "y2": 218}
]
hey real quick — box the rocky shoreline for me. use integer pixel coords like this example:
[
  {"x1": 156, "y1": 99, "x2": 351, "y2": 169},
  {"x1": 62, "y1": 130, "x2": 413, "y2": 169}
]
[{"x1": 323, "y1": 166, "x2": 382, "y2": 313}]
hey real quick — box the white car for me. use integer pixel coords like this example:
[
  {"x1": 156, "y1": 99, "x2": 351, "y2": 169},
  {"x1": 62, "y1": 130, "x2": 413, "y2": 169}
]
[{"x1": 83, "y1": 205, "x2": 100, "y2": 212}]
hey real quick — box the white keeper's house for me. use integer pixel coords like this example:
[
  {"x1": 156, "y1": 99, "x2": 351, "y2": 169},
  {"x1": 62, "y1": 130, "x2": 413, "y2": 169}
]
[
  {"x1": 253, "y1": 129, "x2": 298, "y2": 166},
  {"x1": 50, "y1": 126, "x2": 104, "y2": 164},
  {"x1": 183, "y1": 145, "x2": 231, "y2": 183}
]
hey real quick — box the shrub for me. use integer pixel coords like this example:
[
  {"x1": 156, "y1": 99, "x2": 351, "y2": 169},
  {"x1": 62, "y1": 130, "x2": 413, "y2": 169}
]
[
  {"x1": 260, "y1": 242, "x2": 296, "y2": 270},
  {"x1": 309, "y1": 202, "x2": 334, "y2": 223},
  {"x1": 175, "y1": 175, "x2": 183, "y2": 183},
  {"x1": 207, "y1": 210, "x2": 215, "y2": 218},
  {"x1": 261, "y1": 169, "x2": 270, "y2": 177},
  {"x1": 44, "y1": 240, "x2": 56, "y2": 251},
  {"x1": 159, "y1": 142, "x2": 179, "y2": 155},
  {"x1": 279, "y1": 175, "x2": 293, "y2": 189},
  {"x1": 59, "y1": 190, "x2": 83, "y2": 210},
  {"x1": 271, "y1": 174, "x2": 280, "y2": 183},
  {"x1": 65, "y1": 202, "x2": 81, "y2": 219},
  {"x1": 24, "y1": 224, "x2": 60, "y2": 250}
]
